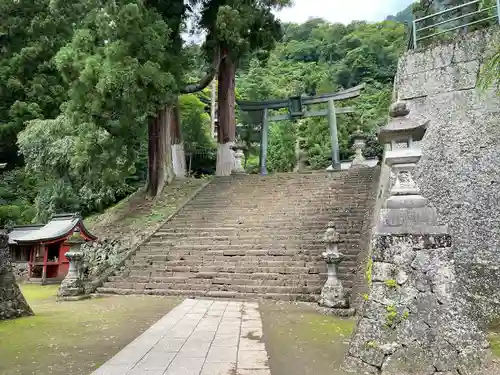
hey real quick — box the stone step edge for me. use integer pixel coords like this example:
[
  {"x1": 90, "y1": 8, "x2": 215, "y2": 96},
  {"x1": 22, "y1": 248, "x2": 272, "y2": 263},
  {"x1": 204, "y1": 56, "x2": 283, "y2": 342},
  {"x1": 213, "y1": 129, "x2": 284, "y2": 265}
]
[
  {"x1": 95, "y1": 288, "x2": 320, "y2": 302},
  {"x1": 88, "y1": 178, "x2": 214, "y2": 292}
]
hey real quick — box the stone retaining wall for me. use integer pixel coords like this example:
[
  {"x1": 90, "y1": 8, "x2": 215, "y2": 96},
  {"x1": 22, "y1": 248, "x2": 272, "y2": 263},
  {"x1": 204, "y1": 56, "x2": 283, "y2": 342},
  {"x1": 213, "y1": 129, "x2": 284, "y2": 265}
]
[{"x1": 394, "y1": 27, "x2": 500, "y2": 322}]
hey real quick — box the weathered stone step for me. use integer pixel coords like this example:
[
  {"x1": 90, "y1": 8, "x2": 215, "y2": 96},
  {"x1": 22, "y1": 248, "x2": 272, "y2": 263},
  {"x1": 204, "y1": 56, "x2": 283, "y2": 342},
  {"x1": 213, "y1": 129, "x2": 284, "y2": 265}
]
[
  {"x1": 135, "y1": 248, "x2": 361, "y2": 258},
  {"x1": 108, "y1": 275, "x2": 325, "y2": 287},
  {"x1": 96, "y1": 287, "x2": 320, "y2": 301},
  {"x1": 102, "y1": 281, "x2": 322, "y2": 294},
  {"x1": 160, "y1": 223, "x2": 365, "y2": 231},
  {"x1": 186, "y1": 194, "x2": 369, "y2": 203},
  {"x1": 170, "y1": 213, "x2": 367, "y2": 221},
  {"x1": 141, "y1": 242, "x2": 361, "y2": 251},
  {"x1": 125, "y1": 264, "x2": 356, "y2": 277},
  {"x1": 126, "y1": 270, "x2": 329, "y2": 281},
  {"x1": 143, "y1": 241, "x2": 359, "y2": 251}
]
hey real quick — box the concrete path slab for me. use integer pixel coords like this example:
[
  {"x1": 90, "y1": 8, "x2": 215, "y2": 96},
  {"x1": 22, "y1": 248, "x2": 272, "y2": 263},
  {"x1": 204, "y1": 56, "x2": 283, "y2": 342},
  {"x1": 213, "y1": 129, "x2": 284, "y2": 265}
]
[{"x1": 91, "y1": 299, "x2": 270, "y2": 375}]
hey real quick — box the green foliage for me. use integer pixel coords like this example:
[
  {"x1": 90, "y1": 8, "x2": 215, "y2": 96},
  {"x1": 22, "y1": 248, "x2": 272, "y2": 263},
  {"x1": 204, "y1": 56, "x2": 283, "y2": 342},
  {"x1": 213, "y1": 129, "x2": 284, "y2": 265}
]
[
  {"x1": 365, "y1": 340, "x2": 379, "y2": 348},
  {"x1": 196, "y1": 0, "x2": 291, "y2": 60},
  {"x1": 366, "y1": 258, "x2": 373, "y2": 287},
  {"x1": 267, "y1": 121, "x2": 297, "y2": 172},
  {"x1": 385, "y1": 304, "x2": 410, "y2": 328},
  {"x1": 385, "y1": 279, "x2": 398, "y2": 289},
  {"x1": 0, "y1": 168, "x2": 37, "y2": 226},
  {"x1": 180, "y1": 94, "x2": 213, "y2": 147},
  {"x1": 385, "y1": 304, "x2": 399, "y2": 327},
  {"x1": 237, "y1": 19, "x2": 405, "y2": 170},
  {"x1": 16, "y1": 1, "x2": 180, "y2": 220},
  {"x1": 479, "y1": 47, "x2": 500, "y2": 94}
]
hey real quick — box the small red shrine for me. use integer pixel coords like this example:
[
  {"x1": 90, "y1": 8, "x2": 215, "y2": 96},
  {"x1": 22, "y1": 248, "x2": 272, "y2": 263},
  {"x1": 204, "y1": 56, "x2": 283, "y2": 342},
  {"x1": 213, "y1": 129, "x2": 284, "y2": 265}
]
[{"x1": 8, "y1": 213, "x2": 97, "y2": 284}]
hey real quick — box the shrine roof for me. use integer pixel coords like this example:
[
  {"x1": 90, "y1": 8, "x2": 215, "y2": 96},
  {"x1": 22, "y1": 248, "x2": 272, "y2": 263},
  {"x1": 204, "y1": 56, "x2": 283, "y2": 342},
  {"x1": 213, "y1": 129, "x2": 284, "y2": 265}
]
[
  {"x1": 9, "y1": 213, "x2": 96, "y2": 244},
  {"x1": 8, "y1": 225, "x2": 44, "y2": 245}
]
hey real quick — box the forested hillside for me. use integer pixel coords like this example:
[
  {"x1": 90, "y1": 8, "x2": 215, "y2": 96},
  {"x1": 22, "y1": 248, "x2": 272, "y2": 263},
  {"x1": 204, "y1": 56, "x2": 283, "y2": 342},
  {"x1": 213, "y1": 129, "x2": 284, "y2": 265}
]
[
  {"x1": 0, "y1": 0, "x2": 409, "y2": 227},
  {"x1": 236, "y1": 18, "x2": 406, "y2": 172}
]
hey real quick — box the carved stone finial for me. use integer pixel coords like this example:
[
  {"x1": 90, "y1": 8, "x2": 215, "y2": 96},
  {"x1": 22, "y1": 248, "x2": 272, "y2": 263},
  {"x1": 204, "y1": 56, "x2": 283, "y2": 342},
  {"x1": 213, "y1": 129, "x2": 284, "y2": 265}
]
[
  {"x1": 322, "y1": 221, "x2": 340, "y2": 244},
  {"x1": 389, "y1": 100, "x2": 410, "y2": 118}
]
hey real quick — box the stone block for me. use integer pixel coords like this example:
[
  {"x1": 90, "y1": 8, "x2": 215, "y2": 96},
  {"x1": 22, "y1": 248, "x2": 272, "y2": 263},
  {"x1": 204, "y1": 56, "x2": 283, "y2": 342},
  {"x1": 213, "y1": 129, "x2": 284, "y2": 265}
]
[
  {"x1": 155, "y1": 338, "x2": 186, "y2": 352},
  {"x1": 237, "y1": 350, "x2": 269, "y2": 369},
  {"x1": 163, "y1": 357, "x2": 204, "y2": 375},
  {"x1": 133, "y1": 349, "x2": 176, "y2": 371},
  {"x1": 206, "y1": 345, "x2": 238, "y2": 362},
  {"x1": 200, "y1": 362, "x2": 237, "y2": 375},
  {"x1": 91, "y1": 364, "x2": 134, "y2": 375},
  {"x1": 212, "y1": 334, "x2": 239, "y2": 347}
]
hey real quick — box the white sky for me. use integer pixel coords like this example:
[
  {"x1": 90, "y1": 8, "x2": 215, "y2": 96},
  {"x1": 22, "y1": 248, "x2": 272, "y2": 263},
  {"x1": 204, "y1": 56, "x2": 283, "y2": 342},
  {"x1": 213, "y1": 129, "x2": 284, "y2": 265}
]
[
  {"x1": 184, "y1": 0, "x2": 413, "y2": 44},
  {"x1": 275, "y1": 0, "x2": 413, "y2": 24}
]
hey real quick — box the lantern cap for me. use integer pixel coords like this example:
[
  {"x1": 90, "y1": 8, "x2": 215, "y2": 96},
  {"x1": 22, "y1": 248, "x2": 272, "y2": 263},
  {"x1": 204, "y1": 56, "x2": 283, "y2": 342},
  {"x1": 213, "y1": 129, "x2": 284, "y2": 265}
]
[
  {"x1": 350, "y1": 126, "x2": 367, "y2": 141},
  {"x1": 378, "y1": 100, "x2": 428, "y2": 144}
]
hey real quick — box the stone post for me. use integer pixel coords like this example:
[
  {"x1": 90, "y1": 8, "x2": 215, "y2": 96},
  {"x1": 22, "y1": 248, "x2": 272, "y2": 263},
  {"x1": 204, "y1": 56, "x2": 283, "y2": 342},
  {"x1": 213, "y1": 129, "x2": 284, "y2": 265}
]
[
  {"x1": 344, "y1": 101, "x2": 490, "y2": 375},
  {"x1": 319, "y1": 222, "x2": 348, "y2": 309},
  {"x1": 232, "y1": 146, "x2": 246, "y2": 174},
  {"x1": 295, "y1": 136, "x2": 308, "y2": 172},
  {"x1": 58, "y1": 234, "x2": 88, "y2": 301},
  {"x1": 350, "y1": 126, "x2": 367, "y2": 168},
  {"x1": 0, "y1": 233, "x2": 33, "y2": 320}
]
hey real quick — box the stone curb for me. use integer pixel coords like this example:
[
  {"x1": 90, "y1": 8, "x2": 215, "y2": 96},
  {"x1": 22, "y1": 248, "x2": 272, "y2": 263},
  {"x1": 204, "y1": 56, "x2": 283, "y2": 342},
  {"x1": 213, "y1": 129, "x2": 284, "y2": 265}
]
[{"x1": 88, "y1": 178, "x2": 213, "y2": 292}]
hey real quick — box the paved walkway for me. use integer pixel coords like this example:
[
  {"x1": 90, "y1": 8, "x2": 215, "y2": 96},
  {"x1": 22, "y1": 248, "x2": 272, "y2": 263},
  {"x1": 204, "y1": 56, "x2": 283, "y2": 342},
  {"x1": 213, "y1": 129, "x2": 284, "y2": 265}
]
[{"x1": 91, "y1": 299, "x2": 271, "y2": 375}]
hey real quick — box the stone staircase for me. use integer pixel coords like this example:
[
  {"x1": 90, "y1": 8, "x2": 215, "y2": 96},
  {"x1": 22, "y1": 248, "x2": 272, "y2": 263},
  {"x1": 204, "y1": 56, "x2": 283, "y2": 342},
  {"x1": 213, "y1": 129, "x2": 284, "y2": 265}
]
[{"x1": 98, "y1": 168, "x2": 379, "y2": 301}]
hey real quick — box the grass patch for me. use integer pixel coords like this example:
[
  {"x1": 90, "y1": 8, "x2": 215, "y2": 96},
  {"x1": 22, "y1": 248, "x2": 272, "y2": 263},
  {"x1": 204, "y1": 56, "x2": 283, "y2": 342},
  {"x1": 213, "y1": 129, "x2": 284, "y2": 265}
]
[
  {"x1": 260, "y1": 301, "x2": 354, "y2": 375},
  {"x1": 0, "y1": 284, "x2": 181, "y2": 375},
  {"x1": 20, "y1": 284, "x2": 59, "y2": 301},
  {"x1": 489, "y1": 333, "x2": 500, "y2": 358}
]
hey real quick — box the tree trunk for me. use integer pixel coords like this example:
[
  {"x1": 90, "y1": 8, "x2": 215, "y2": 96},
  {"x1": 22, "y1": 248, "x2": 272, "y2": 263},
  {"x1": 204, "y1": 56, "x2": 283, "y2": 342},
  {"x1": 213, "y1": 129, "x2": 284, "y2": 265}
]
[
  {"x1": 170, "y1": 97, "x2": 186, "y2": 178},
  {"x1": 146, "y1": 105, "x2": 175, "y2": 197},
  {"x1": 215, "y1": 52, "x2": 236, "y2": 176}
]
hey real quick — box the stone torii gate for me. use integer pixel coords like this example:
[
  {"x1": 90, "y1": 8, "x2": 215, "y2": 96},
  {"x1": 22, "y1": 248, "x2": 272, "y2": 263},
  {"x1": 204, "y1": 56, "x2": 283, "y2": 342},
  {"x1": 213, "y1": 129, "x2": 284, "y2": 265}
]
[{"x1": 237, "y1": 84, "x2": 365, "y2": 175}]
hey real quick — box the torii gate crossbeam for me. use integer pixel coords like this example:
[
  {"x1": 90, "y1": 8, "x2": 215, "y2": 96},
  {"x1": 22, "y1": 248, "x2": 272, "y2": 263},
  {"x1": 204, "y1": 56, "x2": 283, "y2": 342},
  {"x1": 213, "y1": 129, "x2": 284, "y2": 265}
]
[{"x1": 237, "y1": 84, "x2": 365, "y2": 175}]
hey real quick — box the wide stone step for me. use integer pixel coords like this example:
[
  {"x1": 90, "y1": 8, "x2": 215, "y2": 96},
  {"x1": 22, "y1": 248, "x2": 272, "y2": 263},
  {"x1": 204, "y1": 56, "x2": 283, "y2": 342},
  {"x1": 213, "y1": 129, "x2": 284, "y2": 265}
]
[
  {"x1": 102, "y1": 281, "x2": 322, "y2": 294},
  {"x1": 151, "y1": 229, "x2": 358, "y2": 238},
  {"x1": 141, "y1": 242, "x2": 362, "y2": 250},
  {"x1": 143, "y1": 240, "x2": 358, "y2": 248},
  {"x1": 185, "y1": 195, "x2": 370, "y2": 205},
  {"x1": 172, "y1": 211, "x2": 368, "y2": 220},
  {"x1": 108, "y1": 275, "x2": 325, "y2": 287},
  {"x1": 134, "y1": 248, "x2": 361, "y2": 259},
  {"x1": 124, "y1": 264, "x2": 356, "y2": 277},
  {"x1": 96, "y1": 287, "x2": 321, "y2": 301},
  {"x1": 126, "y1": 270, "x2": 330, "y2": 281},
  {"x1": 160, "y1": 222, "x2": 365, "y2": 231}
]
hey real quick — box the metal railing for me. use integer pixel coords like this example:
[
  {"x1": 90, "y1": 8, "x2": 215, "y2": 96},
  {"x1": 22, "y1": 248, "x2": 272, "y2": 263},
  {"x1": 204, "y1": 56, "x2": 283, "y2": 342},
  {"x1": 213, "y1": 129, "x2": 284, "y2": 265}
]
[{"x1": 408, "y1": 0, "x2": 500, "y2": 49}]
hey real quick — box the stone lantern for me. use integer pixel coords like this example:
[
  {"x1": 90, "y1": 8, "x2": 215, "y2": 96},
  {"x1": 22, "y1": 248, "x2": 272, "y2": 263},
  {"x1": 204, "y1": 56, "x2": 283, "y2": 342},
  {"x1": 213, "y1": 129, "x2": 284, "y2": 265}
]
[
  {"x1": 376, "y1": 100, "x2": 440, "y2": 232},
  {"x1": 344, "y1": 101, "x2": 488, "y2": 375},
  {"x1": 318, "y1": 222, "x2": 348, "y2": 309},
  {"x1": 350, "y1": 126, "x2": 367, "y2": 168},
  {"x1": 58, "y1": 232, "x2": 88, "y2": 300},
  {"x1": 231, "y1": 143, "x2": 246, "y2": 174}
]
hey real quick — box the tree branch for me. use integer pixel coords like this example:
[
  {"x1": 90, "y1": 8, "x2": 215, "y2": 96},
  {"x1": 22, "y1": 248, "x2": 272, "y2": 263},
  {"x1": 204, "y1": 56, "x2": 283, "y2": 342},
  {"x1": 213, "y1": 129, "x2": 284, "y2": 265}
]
[{"x1": 180, "y1": 47, "x2": 226, "y2": 94}]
